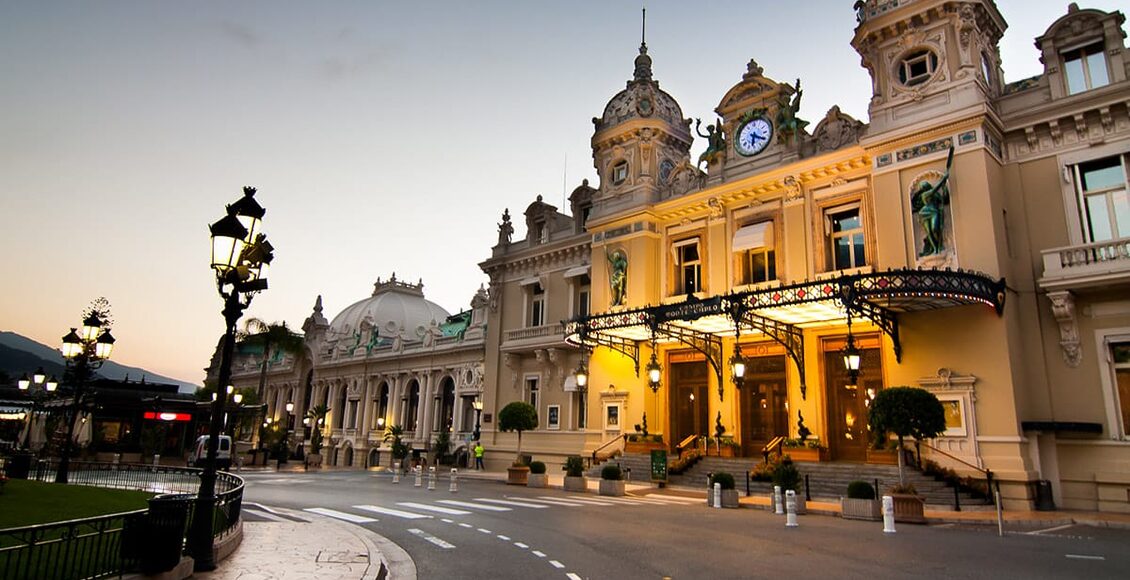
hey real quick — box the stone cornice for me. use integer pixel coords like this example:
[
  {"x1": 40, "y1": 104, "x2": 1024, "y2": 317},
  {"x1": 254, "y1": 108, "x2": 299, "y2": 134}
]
[{"x1": 479, "y1": 239, "x2": 590, "y2": 278}]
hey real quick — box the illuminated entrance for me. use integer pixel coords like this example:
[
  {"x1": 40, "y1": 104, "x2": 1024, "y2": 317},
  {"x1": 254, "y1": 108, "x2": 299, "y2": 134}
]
[
  {"x1": 670, "y1": 358, "x2": 709, "y2": 444},
  {"x1": 823, "y1": 336, "x2": 882, "y2": 461},
  {"x1": 738, "y1": 351, "x2": 789, "y2": 456}
]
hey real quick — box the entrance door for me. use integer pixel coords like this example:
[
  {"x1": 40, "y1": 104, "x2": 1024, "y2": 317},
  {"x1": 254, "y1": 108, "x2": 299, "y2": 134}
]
[
  {"x1": 670, "y1": 361, "x2": 709, "y2": 447},
  {"x1": 739, "y1": 354, "x2": 789, "y2": 456},
  {"x1": 824, "y1": 343, "x2": 882, "y2": 461}
]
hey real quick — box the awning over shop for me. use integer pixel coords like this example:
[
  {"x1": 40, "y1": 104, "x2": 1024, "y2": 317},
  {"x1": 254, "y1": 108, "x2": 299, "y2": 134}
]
[{"x1": 564, "y1": 268, "x2": 1006, "y2": 400}]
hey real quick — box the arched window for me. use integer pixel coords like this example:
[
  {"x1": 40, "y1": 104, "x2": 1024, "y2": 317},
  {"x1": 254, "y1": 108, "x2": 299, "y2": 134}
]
[{"x1": 406, "y1": 381, "x2": 420, "y2": 431}]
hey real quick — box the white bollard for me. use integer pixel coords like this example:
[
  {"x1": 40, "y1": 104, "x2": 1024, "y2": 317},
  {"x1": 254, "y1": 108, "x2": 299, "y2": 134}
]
[
  {"x1": 414, "y1": 466, "x2": 423, "y2": 487},
  {"x1": 392, "y1": 462, "x2": 401, "y2": 484},
  {"x1": 427, "y1": 466, "x2": 437, "y2": 491},
  {"x1": 714, "y1": 482, "x2": 722, "y2": 508},
  {"x1": 450, "y1": 468, "x2": 458, "y2": 493},
  {"x1": 785, "y1": 490, "x2": 798, "y2": 527},
  {"x1": 153, "y1": 454, "x2": 161, "y2": 467},
  {"x1": 882, "y1": 495, "x2": 896, "y2": 534},
  {"x1": 774, "y1": 485, "x2": 784, "y2": 515}
]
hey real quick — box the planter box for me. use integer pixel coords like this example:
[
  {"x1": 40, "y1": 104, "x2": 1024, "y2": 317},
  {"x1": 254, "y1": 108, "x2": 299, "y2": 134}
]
[
  {"x1": 507, "y1": 466, "x2": 530, "y2": 486},
  {"x1": 304, "y1": 453, "x2": 323, "y2": 468},
  {"x1": 891, "y1": 493, "x2": 926, "y2": 524},
  {"x1": 599, "y1": 479, "x2": 625, "y2": 496},
  {"x1": 783, "y1": 447, "x2": 829, "y2": 462},
  {"x1": 840, "y1": 497, "x2": 882, "y2": 521},
  {"x1": 624, "y1": 441, "x2": 666, "y2": 454},
  {"x1": 768, "y1": 491, "x2": 807, "y2": 515},
  {"x1": 563, "y1": 475, "x2": 588, "y2": 492},
  {"x1": 707, "y1": 445, "x2": 738, "y2": 457},
  {"x1": 707, "y1": 488, "x2": 741, "y2": 508},
  {"x1": 866, "y1": 449, "x2": 899, "y2": 465},
  {"x1": 527, "y1": 473, "x2": 548, "y2": 488}
]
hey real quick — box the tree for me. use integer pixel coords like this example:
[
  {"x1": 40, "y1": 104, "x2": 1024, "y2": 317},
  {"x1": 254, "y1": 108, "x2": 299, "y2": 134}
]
[
  {"x1": 497, "y1": 401, "x2": 538, "y2": 464},
  {"x1": 867, "y1": 386, "x2": 946, "y2": 485},
  {"x1": 239, "y1": 319, "x2": 305, "y2": 401},
  {"x1": 305, "y1": 404, "x2": 330, "y2": 455},
  {"x1": 383, "y1": 424, "x2": 409, "y2": 462}
]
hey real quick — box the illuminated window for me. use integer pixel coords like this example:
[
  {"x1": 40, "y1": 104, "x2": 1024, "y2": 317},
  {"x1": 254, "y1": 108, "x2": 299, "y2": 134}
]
[
  {"x1": 672, "y1": 237, "x2": 702, "y2": 295},
  {"x1": 1075, "y1": 155, "x2": 1130, "y2": 242},
  {"x1": 826, "y1": 205, "x2": 866, "y2": 270},
  {"x1": 733, "y1": 221, "x2": 776, "y2": 285},
  {"x1": 1063, "y1": 42, "x2": 1109, "y2": 95}
]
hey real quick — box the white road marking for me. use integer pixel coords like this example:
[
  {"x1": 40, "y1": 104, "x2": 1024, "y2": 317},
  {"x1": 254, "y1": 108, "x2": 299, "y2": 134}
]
[
  {"x1": 567, "y1": 573, "x2": 583, "y2": 580},
  {"x1": 397, "y1": 502, "x2": 471, "y2": 515},
  {"x1": 514, "y1": 542, "x2": 529, "y2": 549},
  {"x1": 437, "y1": 499, "x2": 512, "y2": 512},
  {"x1": 304, "y1": 508, "x2": 377, "y2": 523},
  {"x1": 441, "y1": 518, "x2": 454, "y2": 523},
  {"x1": 532, "y1": 550, "x2": 546, "y2": 558},
  {"x1": 242, "y1": 508, "x2": 289, "y2": 522},
  {"x1": 1029, "y1": 524, "x2": 1075, "y2": 535},
  {"x1": 408, "y1": 528, "x2": 455, "y2": 549},
  {"x1": 475, "y1": 498, "x2": 550, "y2": 509},
  {"x1": 478, "y1": 528, "x2": 492, "y2": 534},
  {"x1": 354, "y1": 504, "x2": 432, "y2": 520},
  {"x1": 550, "y1": 560, "x2": 565, "y2": 569},
  {"x1": 512, "y1": 497, "x2": 587, "y2": 507},
  {"x1": 255, "y1": 478, "x2": 316, "y2": 485},
  {"x1": 459, "y1": 523, "x2": 473, "y2": 528},
  {"x1": 1065, "y1": 554, "x2": 1105, "y2": 561},
  {"x1": 551, "y1": 496, "x2": 621, "y2": 506},
  {"x1": 497, "y1": 534, "x2": 511, "y2": 541},
  {"x1": 639, "y1": 494, "x2": 703, "y2": 504}
]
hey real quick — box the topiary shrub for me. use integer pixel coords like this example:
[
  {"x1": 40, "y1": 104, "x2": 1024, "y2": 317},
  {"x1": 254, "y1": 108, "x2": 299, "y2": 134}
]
[
  {"x1": 771, "y1": 457, "x2": 801, "y2": 491},
  {"x1": 498, "y1": 401, "x2": 539, "y2": 464},
  {"x1": 564, "y1": 455, "x2": 585, "y2": 477},
  {"x1": 868, "y1": 386, "x2": 946, "y2": 486},
  {"x1": 528, "y1": 461, "x2": 546, "y2": 474},
  {"x1": 846, "y1": 480, "x2": 876, "y2": 500},
  {"x1": 710, "y1": 472, "x2": 736, "y2": 490},
  {"x1": 601, "y1": 464, "x2": 623, "y2": 481}
]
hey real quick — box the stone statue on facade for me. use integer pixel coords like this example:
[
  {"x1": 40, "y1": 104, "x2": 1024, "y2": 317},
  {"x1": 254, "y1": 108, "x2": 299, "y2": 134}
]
[
  {"x1": 695, "y1": 117, "x2": 726, "y2": 169},
  {"x1": 911, "y1": 146, "x2": 954, "y2": 256},
  {"x1": 776, "y1": 78, "x2": 809, "y2": 145},
  {"x1": 498, "y1": 209, "x2": 514, "y2": 245},
  {"x1": 607, "y1": 248, "x2": 628, "y2": 307}
]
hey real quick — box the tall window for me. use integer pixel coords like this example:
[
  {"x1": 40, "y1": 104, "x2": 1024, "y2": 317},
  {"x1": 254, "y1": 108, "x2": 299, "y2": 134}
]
[
  {"x1": 535, "y1": 220, "x2": 549, "y2": 244},
  {"x1": 526, "y1": 377, "x2": 540, "y2": 419},
  {"x1": 529, "y1": 283, "x2": 545, "y2": 327},
  {"x1": 405, "y1": 382, "x2": 420, "y2": 431},
  {"x1": 827, "y1": 206, "x2": 866, "y2": 270},
  {"x1": 734, "y1": 221, "x2": 776, "y2": 285},
  {"x1": 347, "y1": 400, "x2": 359, "y2": 429},
  {"x1": 577, "y1": 391, "x2": 587, "y2": 429},
  {"x1": 574, "y1": 276, "x2": 590, "y2": 318},
  {"x1": 1075, "y1": 155, "x2": 1130, "y2": 242},
  {"x1": 375, "y1": 383, "x2": 389, "y2": 429},
  {"x1": 673, "y1": 237, "x2": 702, "y2": 295},
  {"x1": 1112, "y1": 342, "x2": 1130, "y2": 439},
  {"x1": 1063, "y1": 42, "x2": 1109, "y2": 95}
]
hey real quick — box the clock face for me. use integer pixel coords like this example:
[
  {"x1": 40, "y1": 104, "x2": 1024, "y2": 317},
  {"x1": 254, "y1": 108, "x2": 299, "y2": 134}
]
[{"x1": 736, "y1": 117, "x2": 773, "y2": 156}]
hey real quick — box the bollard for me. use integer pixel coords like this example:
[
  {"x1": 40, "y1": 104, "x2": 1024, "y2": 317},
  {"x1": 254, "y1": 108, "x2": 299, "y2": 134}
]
[
  {"x1": 392, "y1": 462, "x2": 401, "y2": 484},
  {"x1": 785, "y1": 490, "x2": 798, "y2": 527},
  {"x1": 450, "y1": 468, "x2": 458, "y2": 493},
  {"x1": 774, "y1": 485, "x2": 784, "y2": 515},
  {"x1": 882, "y1": 495, "x2": 896, "y2": 534},
  {"x1": 113, "y1": 453, "x2": 121, "y2": 465},
  {"x1": 153, "y1": 454, "x2": 161, "y2": 467},
  {"x1": 414, "y1": 466, "x2": 423, "y2": 488},
  {"x1": 427, "y1": 466, "x2": 436, "y2": 491},
  {"x1": 714, "y1": 482, "x2": 722, "y2": 509}
]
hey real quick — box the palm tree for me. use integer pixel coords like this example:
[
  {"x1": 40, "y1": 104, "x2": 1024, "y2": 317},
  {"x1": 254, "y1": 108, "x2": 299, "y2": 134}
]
[
  {"x1": 240, "y1": 318, "x2": 305, "y2": 402},
  {"x1": 305, "y1": 404, "x2": 330, "y2": 455}
]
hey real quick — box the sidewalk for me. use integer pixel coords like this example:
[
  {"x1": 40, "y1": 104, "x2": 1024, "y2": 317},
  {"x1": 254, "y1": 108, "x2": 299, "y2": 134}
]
[{"x1": 207, "y1": 467, "x2": 1130, "y2": 580}]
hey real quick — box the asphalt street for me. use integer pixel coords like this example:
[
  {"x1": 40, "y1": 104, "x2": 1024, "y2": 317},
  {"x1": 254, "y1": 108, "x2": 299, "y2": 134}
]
[{"x1": 239, "y1": 470, "x2": 1130, "y2": 579}]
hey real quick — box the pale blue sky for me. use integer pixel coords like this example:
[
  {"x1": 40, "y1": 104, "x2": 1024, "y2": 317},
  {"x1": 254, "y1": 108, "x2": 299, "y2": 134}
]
[{"x1": 1, "y1": 1, "x2": 1123, "y2": 385}]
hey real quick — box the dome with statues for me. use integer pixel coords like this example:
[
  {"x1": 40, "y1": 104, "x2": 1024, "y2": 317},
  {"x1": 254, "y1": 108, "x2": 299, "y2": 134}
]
[{"x1": 326, "y1": 274, "x2": 451, "y2": 342}]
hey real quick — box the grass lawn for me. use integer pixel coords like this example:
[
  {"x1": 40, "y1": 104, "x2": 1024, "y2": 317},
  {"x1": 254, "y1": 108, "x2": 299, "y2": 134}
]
[{"x1": 0, "y1": 479, "x2": 153, "y2": 529}]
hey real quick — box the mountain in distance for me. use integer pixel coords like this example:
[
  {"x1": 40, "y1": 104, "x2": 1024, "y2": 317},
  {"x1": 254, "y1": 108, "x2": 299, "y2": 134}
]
[{"x1": 0, "y1": 331, "x2": 201, "y2": 394}]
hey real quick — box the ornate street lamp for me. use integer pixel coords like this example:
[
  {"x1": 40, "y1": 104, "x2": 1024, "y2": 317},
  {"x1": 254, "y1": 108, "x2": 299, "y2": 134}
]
[
  {"x1": 18, "y1": 370, "x2": 58, "y2": 450},
  {"x1": 645, "y1": 352, "x2": 662, "y2": 394},
  {"x1": 471, "y1": 397, "x2": 484, "y2": 442},
  {"x1": 730, "y1": 345, "x2": 747, "y2": 389},
  {"x1": 191, "y1": 186, "x2": 273, "y2": 572},
  {"x1": 56, "y1": 305, "x2": 115, "y2": 484},
  {"x1": 842, "y1": 310, "x2": 862, "y2": 387}
]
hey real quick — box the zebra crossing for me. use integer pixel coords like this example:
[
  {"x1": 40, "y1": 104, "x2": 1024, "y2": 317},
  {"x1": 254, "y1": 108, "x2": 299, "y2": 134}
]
[{"x1": 302, "y1": 493, "x2": 703, "y2": 524}]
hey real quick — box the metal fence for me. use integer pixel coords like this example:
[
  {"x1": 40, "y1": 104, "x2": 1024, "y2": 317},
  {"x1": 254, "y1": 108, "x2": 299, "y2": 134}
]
[{"x1": 0, "y1": 459, "x2": 244, "y2": 579}]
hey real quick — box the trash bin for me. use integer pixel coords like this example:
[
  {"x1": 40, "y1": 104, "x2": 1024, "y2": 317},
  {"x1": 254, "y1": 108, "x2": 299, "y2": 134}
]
[
  {"x1": 138, "y1": 493, "x2": 193, "y2": 574},
  {"x1": 1033, "y1": 480, "x2": 1055, "y2": 511}
]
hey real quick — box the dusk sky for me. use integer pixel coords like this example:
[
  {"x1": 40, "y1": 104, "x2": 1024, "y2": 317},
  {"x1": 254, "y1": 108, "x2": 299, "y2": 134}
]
[{"x1": 2, "y1": 1, "x2": 1122, "y2": 386}]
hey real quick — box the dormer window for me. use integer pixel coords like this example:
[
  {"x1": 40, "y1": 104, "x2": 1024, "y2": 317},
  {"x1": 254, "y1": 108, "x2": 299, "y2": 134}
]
[
  {"x1": 1063, "y1": 42, "x2": 1109, "y2": 95},
  {"x1": 612, "y1": 161, "x2": 629, "y2": 185},
  {"x1": 898, "y1": 49, "x2": 939, "y2": 87},
  {"x1": 535, "y1": 220, "x2": 549, "y2": 244}
]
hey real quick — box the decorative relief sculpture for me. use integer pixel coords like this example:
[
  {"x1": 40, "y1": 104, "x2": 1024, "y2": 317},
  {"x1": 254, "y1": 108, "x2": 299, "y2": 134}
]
[
  {"x1": 1048, "y1": 291, "x2": 1081, "y2": 367},
  {"x1": 813, "y1": 106, "x2": 864, "y2": 152},
  {"x1": 695, "y1": 117, "x2": 726, "y2": 168},
  {"x1": 775, "y1": 79, "x2": 809, "y2": 146},
  {"x1": 607, "y1": 248, "x2": 628, "y2": 307},
  {"x1": 911, "y1": 146, "x2": 954, "y2": 258}
]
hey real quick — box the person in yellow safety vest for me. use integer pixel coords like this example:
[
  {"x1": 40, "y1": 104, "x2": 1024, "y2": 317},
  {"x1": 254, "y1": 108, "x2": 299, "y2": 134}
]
[{"x1": 474, "y1": 442, "x2": 485, "y2": 470}]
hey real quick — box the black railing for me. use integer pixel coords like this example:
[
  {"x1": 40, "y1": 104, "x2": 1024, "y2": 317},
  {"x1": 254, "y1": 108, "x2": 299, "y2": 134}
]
[{"x1": 1, "y1": 460, "x2": 244, "y2": 579}]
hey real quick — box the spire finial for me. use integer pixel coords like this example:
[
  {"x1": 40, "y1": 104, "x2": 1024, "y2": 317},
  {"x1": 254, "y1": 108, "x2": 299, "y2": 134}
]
[
  {"x1": 641, "y1": 7, "x2": 646, "y2": 48},
  {"x1": 632, "y1": 6, "x2": 653, "y2": 82}
]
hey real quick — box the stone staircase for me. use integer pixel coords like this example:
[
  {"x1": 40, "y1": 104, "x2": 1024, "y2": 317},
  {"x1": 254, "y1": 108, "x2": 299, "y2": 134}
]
[{"x1": 592, "y1": 453, "x2": 990, "y2": 509}]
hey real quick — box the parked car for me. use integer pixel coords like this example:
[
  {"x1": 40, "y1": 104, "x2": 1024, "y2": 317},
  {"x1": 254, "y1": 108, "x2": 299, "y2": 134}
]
[{"x1": 188, "y1": 435, "x2": 232, "y2": 469}]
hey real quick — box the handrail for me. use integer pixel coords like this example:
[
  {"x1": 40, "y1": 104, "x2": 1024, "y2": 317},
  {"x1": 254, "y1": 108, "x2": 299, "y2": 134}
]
[
  {"x1": 761, "y1": 436, "x2": 785, "y2": 462},
  {"x1": 919, "y1": 441, "x2": 995, "y2": 507},
  {"x1": 675, "y1": 434, "x2": 699, "y2": 458},
  {"x1": 919, "y1": 441, "x2": 989, "y2": 477},
  {"x1": 591, "y1": 434, "x2": 626, "y2": 464}
]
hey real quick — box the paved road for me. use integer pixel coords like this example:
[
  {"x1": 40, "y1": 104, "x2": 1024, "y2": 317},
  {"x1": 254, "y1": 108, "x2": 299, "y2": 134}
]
[{"x1": 240, "y1": 470, "x2": 1130, "y2": 579}]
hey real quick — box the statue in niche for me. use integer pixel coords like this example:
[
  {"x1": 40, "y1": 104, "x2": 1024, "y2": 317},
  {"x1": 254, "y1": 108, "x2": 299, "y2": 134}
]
[
  {"x1": 607, "y1": 248, "x2": 628, "y2": 307},
  {"x1": 497, "y1": 209, "x2": 514, "y2": 245},
  {"x1": 776, "y1": 78, "x2": 809, "y2": 145},
  {"x1": 911, "y1": 146, "x2": 954, "y2": 256},
  {"x1": 695, "y1": 117, "x2": 726, "y2": 169}
]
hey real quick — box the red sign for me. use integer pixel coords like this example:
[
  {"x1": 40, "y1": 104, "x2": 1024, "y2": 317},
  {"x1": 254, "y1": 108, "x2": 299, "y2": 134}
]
[{"x1": 143, "y1": 411, "x2": 191, "y2": 422}]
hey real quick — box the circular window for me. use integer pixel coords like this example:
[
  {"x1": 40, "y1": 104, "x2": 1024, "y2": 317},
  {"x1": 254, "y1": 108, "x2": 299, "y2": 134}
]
[{"x1": 897, "y1": 49, "x2": 939, "y2": 87}]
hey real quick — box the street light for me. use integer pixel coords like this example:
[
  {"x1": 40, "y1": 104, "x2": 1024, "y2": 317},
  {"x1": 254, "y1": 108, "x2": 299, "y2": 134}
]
[
  {"x1": 842, "y1": 310, "x2": 862, "y2": 388},
  {"x1": 471, "y1": 397, "x2": 484, "y2": 442},
  {"x1": 191, "y1": 186, "x2": 273, "y2": 572},
  {"x1": 18, "y1": 370, "x2": 58, "y2": 450},
  {"x1": 57, "y1": 308, "x2": 115, "y2": 483}
]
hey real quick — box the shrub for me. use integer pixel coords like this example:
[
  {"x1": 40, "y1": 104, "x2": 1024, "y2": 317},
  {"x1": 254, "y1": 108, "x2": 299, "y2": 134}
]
[
  {"x1": 889, "y1": 482, "x2": 918, "y2": 495},
  {"x1": 771, "y1": 457, "x2": 801, "y2": 491},
  {"x1": 498, "y1": 401, "x2": 539, "y2": 462},
  {"x1": 846, "y1": 480, "x2": 876, "y2": 500},
  {"x1": 528, "y1": 461, "x2": 546, "y2": 474},
  {"x1": 601, "y1": 464, "x2": 623, "y2": 481},
  {"x1": 564, "y1": 456, "x2": 585, "y2": 477},
  {"x1": 710, "y1": 472, "x2": 736, "y2": 490}
]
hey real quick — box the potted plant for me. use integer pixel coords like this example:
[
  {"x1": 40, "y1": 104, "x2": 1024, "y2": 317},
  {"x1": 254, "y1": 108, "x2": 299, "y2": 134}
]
[
  {"x1": 782, "y1": 437, "x2": 829, "y2": 462},
  {"x1": 866, "y1": 439, "x2": 900, "y2": 465},
  {"x1": 563, "y1": 455, "x2": 587, "y2": 492},
  {"x1": 305, "y1": 404, "x2": 330, "y2": 468},
  {"x1": 771, "y1": 456, "x2": 806, "y2": 514},
  {"x1": 383, "y1": 424, "x2": 408, "y2": 470},
  {"x1": 498, "y1": 401, "x2": 538, "y2": 485},
  {"x1": 708, "y1": 472, "x2": 740, "y2": 508},
  {"x1": 840, "y1": 480, "x2": 881, "y2": 521},
  {"x1": 705, "y1": 436, "x2": 740, "y2": 457},
  {"x1": 527, "y1": 460, "x2": 548, "y2": 488},
  {"x1": 599, "y1": 463, "x2": 625, "y2": 496},
  {"x1": 624, "y1": 433, "x2": 666, "y2": 454},
  {"x1": 888, "y1": 483, "x2": 927, "y2": 523}
]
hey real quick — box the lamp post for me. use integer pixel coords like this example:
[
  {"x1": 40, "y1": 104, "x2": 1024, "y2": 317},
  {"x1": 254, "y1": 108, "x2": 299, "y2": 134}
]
[
  {"x1": 190, "y1": 186, "x2": 273, "y2": 572},
  {"x1": 841, "y1": 310, "x2": 862, "y2": 387},
  {"x1": 57, "y1": 310, "x2": 115, "y2": 483},
  {"x1": 471, "y1": 398, "x2": 483, "y2": 442},
  {"x1": 18, "y1": 369, "x2": 58, "y2": 451}
]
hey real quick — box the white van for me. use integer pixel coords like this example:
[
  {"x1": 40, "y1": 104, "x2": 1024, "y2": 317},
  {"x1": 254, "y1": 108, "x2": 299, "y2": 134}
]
[{"x1": 188, "y1": 435, "x2": 232, "y2": 469}]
